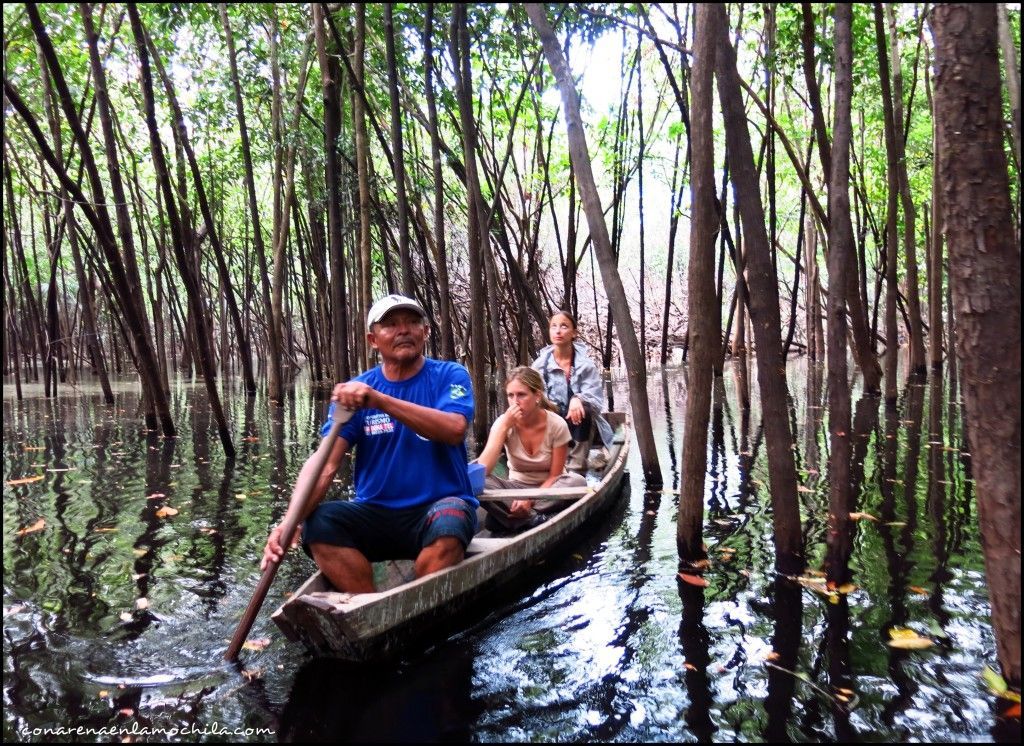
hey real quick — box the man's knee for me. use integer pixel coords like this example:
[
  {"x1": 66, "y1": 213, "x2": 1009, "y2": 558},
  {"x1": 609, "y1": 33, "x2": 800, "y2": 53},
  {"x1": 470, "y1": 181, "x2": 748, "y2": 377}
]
[{"x1": 415, "y1": 536, "x2": 465, "y2": 576}]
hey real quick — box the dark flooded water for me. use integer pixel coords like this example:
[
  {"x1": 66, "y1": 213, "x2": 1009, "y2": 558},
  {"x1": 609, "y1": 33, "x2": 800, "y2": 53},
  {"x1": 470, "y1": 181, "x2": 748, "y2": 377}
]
[{"x1": 2, "y1": 361, "x2": 1013, "y2": 742}]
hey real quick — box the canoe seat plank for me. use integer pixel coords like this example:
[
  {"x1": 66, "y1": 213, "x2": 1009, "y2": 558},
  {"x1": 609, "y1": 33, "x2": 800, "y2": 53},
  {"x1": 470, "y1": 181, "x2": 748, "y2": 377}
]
[
  {"x1": 478, "y1": 487, "x2": 592, "y2": 502},
  {"x1": 466, "y1": 537, "x2": 514, "y2": 554}
]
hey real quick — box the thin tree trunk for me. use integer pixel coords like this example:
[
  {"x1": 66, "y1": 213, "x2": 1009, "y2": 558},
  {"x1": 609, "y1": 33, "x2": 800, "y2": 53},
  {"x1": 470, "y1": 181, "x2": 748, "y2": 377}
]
[
  {"x1": 526, "y1": 2, "x2": 663, "y2": 486},
  {"x1": 711, "y1": 1, "x2": 803, "y2": 571},
  {"x1": 355, "y1": 3, "x2": 375, "y2": 368},
  {"x1": 142, "y1": 28, "x2": 257, "y2": 396},
  {"x1": 314, "y1": 3, "x2": 350, "y2": 383},
  {"x1": 677, "y1": 3, "x2": 717, "y2": 564},
  {"x1": 127, "y1": 5, "x2": 233, "y2": 456},
  {"x1": 825, "y1": 4, "x2": 855, "y2": 585},
  {"x1": 997, "y1": 3, "x2": 1022, "y2": 175},
  {"x1": 932, "y1": 2, "x2": 1021, "y2": 689},
  {"x1": 451, "y1": 4, "x2": 489, "y2": 443},
  {"x1": 221, "y1": 4, "x2": 274, "y2": 396},
  {"x1": 887, "y1": 4, "x2": 927, "y2": 375},
  {"x1": 385, "y1": 3, "x2": 414, "y2": 295}
]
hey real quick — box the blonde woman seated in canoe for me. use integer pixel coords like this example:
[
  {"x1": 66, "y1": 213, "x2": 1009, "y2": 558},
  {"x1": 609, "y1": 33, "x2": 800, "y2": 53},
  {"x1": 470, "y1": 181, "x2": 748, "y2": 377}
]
[{"x1": 474, "y1": 366, "x2": 587, "y2": 532}]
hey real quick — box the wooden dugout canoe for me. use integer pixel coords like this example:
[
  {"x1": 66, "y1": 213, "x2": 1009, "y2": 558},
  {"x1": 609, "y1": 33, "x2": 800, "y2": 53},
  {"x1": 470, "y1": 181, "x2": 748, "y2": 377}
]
[{"x1": 271, "y1": 412, "x2": 630, "y2": 660}]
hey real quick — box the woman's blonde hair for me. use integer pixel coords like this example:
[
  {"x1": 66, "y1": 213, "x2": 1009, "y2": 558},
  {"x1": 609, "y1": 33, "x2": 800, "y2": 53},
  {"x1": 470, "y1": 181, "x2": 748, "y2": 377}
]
[{"x1": 506, "y1": 366, "x2": 559, "y2": 413}]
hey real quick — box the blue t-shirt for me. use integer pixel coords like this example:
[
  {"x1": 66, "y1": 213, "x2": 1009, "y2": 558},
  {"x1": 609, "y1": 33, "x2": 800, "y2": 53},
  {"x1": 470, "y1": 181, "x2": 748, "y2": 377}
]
[{"x1": 320, "y1": 358, "x2": 476, "y2": 510}]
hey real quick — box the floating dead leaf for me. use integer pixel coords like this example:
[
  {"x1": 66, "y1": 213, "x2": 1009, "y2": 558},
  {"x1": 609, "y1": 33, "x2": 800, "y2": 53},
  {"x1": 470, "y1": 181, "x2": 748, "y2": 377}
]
[
  {"x1": 572, "y1": 553, "x2": 584, "y2": 561},
  {"x1": 23, "y1": 446, "x2": 45, "y2": 451},
  {"x1": 4, "y1": 604, "x2": 27, "y2": 617},
  {"x1": 713, "y1": 519, "x2": 733, "y2": 527},
  {"x1": 119, "y1": 611, "x2": 133, "y2": 622},
  {"x1": 689, "y1": 559, "x2": 712, "y2": 570},
  {"x1": 982, "y1": 666, "x2": 1022, "y2": 702},
  {"x1": 117, "y1": 708, "x2": 134, "y2": 718},
  {"x1": 766, "y1": 651, "x2": 780, "y2": 662},
  {"x1": 135, "y1": 598, "x2": 149, "y2": 610},
  {"x1": 7, "y1": 475, "x2": 44, "y2": 486},
  {"x1": 242, "y1": 436, "x2": 260, "y2": 443},
  {"x1": 243, "y1": 638, "x2": 271, "y2": 651},
  {"x1": 99, "y1": 690, "x2": 109, "y2": 698},
  {"x1": 678, "y1": 573, "x2": 709, "y2": 587},
  {"x1": 146, "y1": 492, "x2": 166, "y2": 500},
  {"x1": 94, "y1": 527, "x2": 118, "y2": 533},
  {"x1": 132, "y1": 548, "x2": 149, "y2": 558},
  {"x1": 154, "y1": 506, "x2": 178, "y2": 518},
  {"x1": 16, "y1": 518, "x2": 46, "y2": 536},
  {"x1": 848, "y1": 512, "x2": 879, "y2": 522},
  {"x1": 908, "y1": 586, "x2": 929, "y2": 595},
  {"x1": 46, "y1": 467, "x2": 76, "y2": 472},
  {"x1": 797, "y1": 485, "x2": 815, "y2": 493},
  {"x1": 200, "y1": 528, "x2": 218, "y2": 535},
  {"x1": 719, "y1": 547, "x2": 736, "y2": 554},
  {"x1": 235, "y1": 493, "x2": 247, "y2": 500},
  {"x1": 885, "y1": 521, "x2": 907, "y2": 527},
  {"x1": 645, "y1": 509, "x2": 657, "y2": 515},
  {"x1": 887, "y1": 627, "x2": 933, "y2": 649},
  {"x1": 684, "y1": 662, "x2": 698, "y2": 671},
  {"x1": 836, "y1": 583, "x2": 858, "y2": 595},
  {"x1": 241, "y1": 667, "x2": 265, "y2": 681},
  {"x1": 806, "y1": 569, "x2": 826, "y2": 577}
]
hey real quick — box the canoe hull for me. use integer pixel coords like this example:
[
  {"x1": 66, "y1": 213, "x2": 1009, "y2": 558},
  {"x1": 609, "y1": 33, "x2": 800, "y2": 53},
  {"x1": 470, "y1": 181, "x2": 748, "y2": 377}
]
[{"x1": 271, "y1": 414, "x2": 630, "y2": 660}]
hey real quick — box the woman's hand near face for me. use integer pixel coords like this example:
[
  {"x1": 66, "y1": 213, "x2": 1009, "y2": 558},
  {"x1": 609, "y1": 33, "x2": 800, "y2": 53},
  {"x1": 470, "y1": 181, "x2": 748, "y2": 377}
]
[
  {"x1": 506, "y1": 402, "x2": 525, "y2": 427},
  {"x1": 567, "y1": 396, "x2": 585, "y2": 425}
]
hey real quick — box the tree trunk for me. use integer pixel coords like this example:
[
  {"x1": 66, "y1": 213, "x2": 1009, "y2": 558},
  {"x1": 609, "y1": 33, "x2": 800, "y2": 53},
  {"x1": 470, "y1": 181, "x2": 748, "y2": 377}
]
[
  {"x1": 314, "y1": 4, "x2": 350, "y2": 383},
  {"x1": 886, "y1": 4, "x2": 927, "y2": 375},
  {"x1": 221, "y1": 4, "x2": 275, "y2": 395},
  {"x1": 875, "y1": 4, "x2": 902, "y2": 403},
  {"x1": 451, "y1": 4, "x2": 489, "y2": 443},
  {"x1": 932, "y1": 1, "x2": 1021, "y2": 689},
  {"x1": 825, "y1": 4, "x2": 855, "y2": 585},
  {"x1": 127, "y1": 5, "x2": 233, "y2": 456},
  {"x1": 385, "y1": 4, "x2": 415, "y2": 296},
  {"x1": 711, "y1": 2, "x2": 803, "y2": 571},
  {"x1": 997, "y1": 2, "x2": 1022, "y2": 175},
  {"x1": 355, "y1": 3, "x2": 375, "y2": 368},
  {"x1": 526, "y1": 3, "x2": 662, "y2": 486},
  {"x1": 142, "y1": 26, "x2": 257, "y2": 396},
  {"x1": 677, "y1": 4, "x2": 718, "y2": 564}
]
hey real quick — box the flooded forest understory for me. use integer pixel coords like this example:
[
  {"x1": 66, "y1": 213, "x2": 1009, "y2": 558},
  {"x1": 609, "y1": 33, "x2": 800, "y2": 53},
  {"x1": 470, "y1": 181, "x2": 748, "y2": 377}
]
[{"x1": 3, "y1": 1, "x2": 1021, "y2": 742}]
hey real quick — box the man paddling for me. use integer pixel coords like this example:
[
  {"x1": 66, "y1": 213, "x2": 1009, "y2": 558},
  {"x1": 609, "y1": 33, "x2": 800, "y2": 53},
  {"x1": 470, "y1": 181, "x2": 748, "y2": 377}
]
[{"x1": 261, "y1": 294, "x2": 477, "y2": 592}]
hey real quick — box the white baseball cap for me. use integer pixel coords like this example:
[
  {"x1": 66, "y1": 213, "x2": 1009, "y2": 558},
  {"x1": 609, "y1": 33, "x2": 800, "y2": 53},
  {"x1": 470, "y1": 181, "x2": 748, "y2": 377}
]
[{"x1": 367, "y1": 294, "x2": 426, "y2": 326}]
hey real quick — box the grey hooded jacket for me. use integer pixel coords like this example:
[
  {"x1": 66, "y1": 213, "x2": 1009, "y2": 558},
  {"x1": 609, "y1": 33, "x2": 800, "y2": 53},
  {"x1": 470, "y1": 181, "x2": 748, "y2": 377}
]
[{"x1": 531, "y1": 342, "x2": 614, "y2": 449}]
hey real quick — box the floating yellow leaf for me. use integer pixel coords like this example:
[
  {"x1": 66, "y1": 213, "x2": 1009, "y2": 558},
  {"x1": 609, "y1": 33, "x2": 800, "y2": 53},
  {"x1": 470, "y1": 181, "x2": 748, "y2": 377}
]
[
  {"x1": 23, "y1": 446, "x2": 45, "y2": 451},
  {"x1": 235, "y1": 493, "x2": 247, "y2": 500},
  {"x1": 16, "y1": 518, "x2": 46, "y2": 536},
  {"x1": 7, "y1": 475, "x2": 44, "y2": 486},
  {"x1": 684, "y1": 662, "x2": 698, "y2": 671},
  {"x1": 849, "y1": 512, "x2": 879, "y2": 522},
  {"x1": 99, "y1": 690, "x2": 109, "y2": 697},
  {"x1": 119, "y1": 611, "x2": 133, "y2": 622},
  {"x1": 135, "y1": 597, "x2": 149, "y2": 610},
  {"x1": 797, "y1": 485, "x2": 815, "y2": 493},
  {"x1": 678, "y1": 573, "x2": 709, "y2": 587},
  {"x1": 146, "y1": 492, "x2": 166, "y2": 500},
  {"x1": 908, "y1": 586, "x2": 929, "y2": 595},
  {"x1": 243, "y1": 638, "x2": 271, "y2": 651},
  {"x1": 155, "y1": 506, "x2": 178, "y2": 518},
  {"x1": 132, "y1": 548, "x2": 149, "y2": 558},
  {"x1": 887, "y1": 627, "x2": 933, "y2": 649},
  {"x1": 836, "y1": 583, "x2": 858, "y2": 595},
  {"x1": 766, "y1": 651, "x2": 780, "y2": 662}
]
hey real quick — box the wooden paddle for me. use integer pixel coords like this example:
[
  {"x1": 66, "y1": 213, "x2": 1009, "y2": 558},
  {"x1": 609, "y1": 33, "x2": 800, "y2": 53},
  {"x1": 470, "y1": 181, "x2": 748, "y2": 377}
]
[{"x1": 225, "y1": 403, "x2": 353, "y2": 661}]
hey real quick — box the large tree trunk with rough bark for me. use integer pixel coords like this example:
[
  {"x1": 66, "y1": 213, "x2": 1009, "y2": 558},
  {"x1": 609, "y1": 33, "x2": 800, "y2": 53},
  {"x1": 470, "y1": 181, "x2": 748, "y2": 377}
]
[
  {"x1": 526, "y1": 2, "x2": 662, "y2": 486},
  {"x1": 932, "y1": 2, "x2": 1021, "y2": 690},
  {"x1": 711, "y1": 2, "x2": 803, "y2": 572}
]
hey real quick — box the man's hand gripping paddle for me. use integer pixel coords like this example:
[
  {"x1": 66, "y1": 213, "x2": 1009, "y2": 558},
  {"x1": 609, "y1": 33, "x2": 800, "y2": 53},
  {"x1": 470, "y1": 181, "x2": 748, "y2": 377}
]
[{"x1": 225, "y1": 404, "x2": 354, "y2": 661}]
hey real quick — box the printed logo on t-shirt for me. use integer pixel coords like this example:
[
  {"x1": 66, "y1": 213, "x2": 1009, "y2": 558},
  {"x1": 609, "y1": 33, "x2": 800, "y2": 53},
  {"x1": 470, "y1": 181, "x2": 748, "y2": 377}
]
[
  {"x1": 364, "y1": 412, "x2": 395, "y2": 436},
  {"x1": 450, "y1": 384, "x2": 467, "y2": 400}
]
